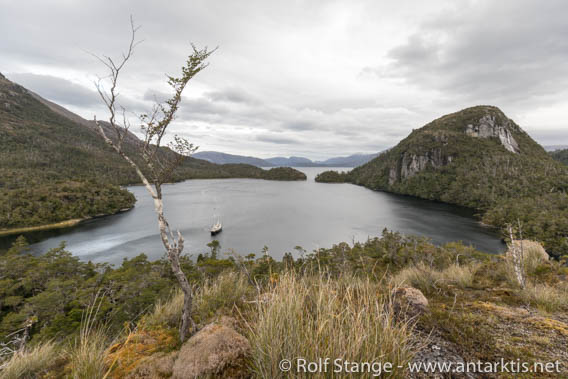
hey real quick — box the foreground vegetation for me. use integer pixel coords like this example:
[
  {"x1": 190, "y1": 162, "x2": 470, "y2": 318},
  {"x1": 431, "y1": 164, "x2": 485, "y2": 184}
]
[
  {"x1": 1, "y1": 230, "x2": 566, "y2": 377},
  {"x1": 317, "y1": 106, "x2": 568, "y2": 259}
]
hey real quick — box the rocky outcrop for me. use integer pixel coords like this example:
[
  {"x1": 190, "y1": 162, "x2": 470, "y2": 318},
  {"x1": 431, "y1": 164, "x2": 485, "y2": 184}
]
[
  {"x1": 387, "y1": 112, "x2": 520, "y2": 186},
  {"x1": 389, "y1": 149, "x2": 453, "y2": 185},
  {"x1": 466, "y1": 114, "x2": 519, "y2": 153},
  {"x1": 172, "y1": 317, "x2": 250, "y2": 379},
  {"x1": 392, "y1": 287, "x2": 429, "y2": 319}
]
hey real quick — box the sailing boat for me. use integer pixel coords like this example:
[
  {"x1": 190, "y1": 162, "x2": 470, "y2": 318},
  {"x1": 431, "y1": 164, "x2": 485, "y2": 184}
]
[{"x1": 210, "y1": 217, "x2": 222, "y2": 236}]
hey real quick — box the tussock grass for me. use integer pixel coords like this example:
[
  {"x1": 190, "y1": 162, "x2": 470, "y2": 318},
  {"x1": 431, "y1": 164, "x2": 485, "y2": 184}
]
[
  {"x1": 441, "y1": 263, "x2": 480, "y2": 288},
  {"x1": 391, "y1": 263, "x2": 440, "y2": 294},
  {"x1": 66, "y1": 291, "x2": 110, "y2": 379},
  {"x1": 504, "y1": 240, "x2": 550, "y2": 287},
  {"x1": 193, "y1": 271, "x2": 254, "y2": 324},
  {"x1": 519, "y1": 283, "x2": 568, "y2": 313},
  {"x1": 145, "y1": 271, "x2": 254, "y2": 328},
  {"x1": 520, "y1": 241, "x2": 549, "y2": 275},
  {"x1": 248, "y1": 272, "x2": 417, "y2": 378},
  {"x1": 67, "y1": 329, "x2": 108, "y2": 379},
  {"x1": 145, "y1": 288, "x2": 185, "y2": 329},
  {"x1": 0, "y1": 342, "x2": 58, "y2": 379},
  {"x1": 392, "y1": 262, "x2": 480, "y2": 294}
]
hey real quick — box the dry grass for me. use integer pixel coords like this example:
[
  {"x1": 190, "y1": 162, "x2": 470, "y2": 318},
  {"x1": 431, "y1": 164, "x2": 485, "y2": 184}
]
[
  {"x1": 192, "y1": 271, "x2": 254, "y2": 324},
  {"x1": 519, "y1": 283, "x2": 568, "y2": 313},
  {"x1": 66, "y1": 291, "x2": 111, "y2": 379},
  {"x1": 391, "y1": 262, "x2": 480, "y2": 294},
  {"x1": 391, "y1": 263, "x2": 440, "y2": 294},
  {"x1": 0, "y1": 342, "x2": 58, "y2": 379},
  {"x1": 144, "y1": 288, "x2": 185, "y2": 329},
  {"x1": 520, "y1": 241, "x2": 549, "y2": 275},
  {"x1": 247, "y1": 272, "x2": 418, "y2": 378},
  {"x1": 144, "y1": 271, "x2": 254, "y2": 329},
  {"x1": 440, "y1": 263, "x2": 480, "y2": 289},
  {"x1": 504, "y1": 240, "x2": 550, "y2": 287},
  {"x1": 67, "y1": 329, "x2": 109, "y2": 379}
]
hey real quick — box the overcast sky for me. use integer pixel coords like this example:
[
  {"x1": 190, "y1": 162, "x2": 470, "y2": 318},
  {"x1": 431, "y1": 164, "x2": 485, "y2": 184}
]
[{"x1": 2, "y1": 0, "x2": 567, "y2": 159}]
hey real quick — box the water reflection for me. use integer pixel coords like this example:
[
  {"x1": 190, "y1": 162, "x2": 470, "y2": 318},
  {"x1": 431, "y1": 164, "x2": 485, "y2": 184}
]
[{"x1": 1, "y1": 167, "x2": 505, "y2": 264}]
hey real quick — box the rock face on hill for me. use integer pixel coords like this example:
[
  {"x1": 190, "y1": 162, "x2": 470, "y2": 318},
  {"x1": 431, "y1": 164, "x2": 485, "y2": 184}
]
[
  {"x1": 318, "y1": 106, "x2": 568, "y2": 257},
  {"x1": 465, "y1": 114, "x2": 520, "y2": 153},
  {"x1": 365, "y1": 106, "x2": 542, "y2": 194}
]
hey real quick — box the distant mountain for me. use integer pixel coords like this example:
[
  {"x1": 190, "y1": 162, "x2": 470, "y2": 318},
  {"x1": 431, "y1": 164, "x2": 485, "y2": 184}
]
[
  {"x1": 544, "y1": 145, "x2": 568, "y2": 152},
  {"x1": 0, "y1": 73, "x2": 305, "y2": 231},
  {"x1": 317, "y1": 105, "x2": 568, "y2": 258},
  {"x1": 265, "y1": 156, "x2": 314, "y2": 167},
  {"x1": 193, "y1": 151, "x2": 274, "y2": 167},
  {"x1": 318, "y1": 153, "x2": 380, "y2": 167},
  {"x1": 192, "y1": 151, "x2": 380, "y2": 168}
]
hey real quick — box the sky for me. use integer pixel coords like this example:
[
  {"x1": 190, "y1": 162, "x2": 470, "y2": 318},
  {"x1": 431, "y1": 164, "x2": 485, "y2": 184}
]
[{"x1": 2, "y1": 0, "x2": 567, "y2": 160}]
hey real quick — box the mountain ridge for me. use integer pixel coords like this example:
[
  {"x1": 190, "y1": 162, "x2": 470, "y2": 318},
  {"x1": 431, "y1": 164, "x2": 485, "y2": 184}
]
[{"x1": 193, "y1": 151, "x2": 380, "y2": 167}]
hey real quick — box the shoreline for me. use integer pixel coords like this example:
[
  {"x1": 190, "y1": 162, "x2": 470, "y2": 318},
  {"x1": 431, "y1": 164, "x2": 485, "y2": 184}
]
[{"x1": 0, "y1": 207, "x2": 133, "y2": 237}]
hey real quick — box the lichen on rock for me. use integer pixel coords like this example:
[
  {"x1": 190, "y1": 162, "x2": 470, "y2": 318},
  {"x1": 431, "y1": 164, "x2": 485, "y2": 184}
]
[
  {"x1": 172, "y1": 317, "x2": 251, "y2": 379},
  {"x1": 392, "y1": 287, "x2": 429, "y2": 319}
]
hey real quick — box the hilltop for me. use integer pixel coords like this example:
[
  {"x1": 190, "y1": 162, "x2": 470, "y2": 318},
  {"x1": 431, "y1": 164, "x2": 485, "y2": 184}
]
[
  {"x1": 317, "y1": 106, "x2": 568, "y2": 258},
  {"x1": 0, "y1": 74, "x2": 305, "y2": 232}
]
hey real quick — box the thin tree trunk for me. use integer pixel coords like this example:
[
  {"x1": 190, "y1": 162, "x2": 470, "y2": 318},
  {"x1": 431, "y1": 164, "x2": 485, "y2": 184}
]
[
  {"x1": 95, "y1": 119, "x2": 195, "y2": 341},
  {"x1": 91, "y1": 35, "x2": 214, "y2": 342}
]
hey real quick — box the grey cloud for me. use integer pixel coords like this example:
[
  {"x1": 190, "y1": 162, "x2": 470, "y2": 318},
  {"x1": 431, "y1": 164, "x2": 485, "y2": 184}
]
[
  {"x1": 525, "y1": 128, "x2": 568, "y2": 146},
  {"x1": 3, "y1": 0, "x2": 567, "y2": 158},
  {"x1": 205, "y1": 87, "x2": 258, "y2": 104},
  {"x1": 256, "y1": 134, "x2": 301, "y2": 145},
  {"x1": 381, "y1": 0, "x2": 568, "y2": 106},
  {"x1": 143, "y1": 89, "x2": 171, "y2": 103},
  {"x1": 283, "y1": 120, "x2": 319, "y2": 131},
  {"x1": 7, "y1": 72, "x2": 148, "y2": 113},
  {"x1": 8, "y1": 73, "x2": 101, "y2": 107},
  {"x1": 180, "y1": 97, "x2": 228, "y2": 118}
]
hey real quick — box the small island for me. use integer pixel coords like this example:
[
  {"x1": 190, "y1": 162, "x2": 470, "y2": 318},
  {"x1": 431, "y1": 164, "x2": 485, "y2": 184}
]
[
  {"x1": 262, "y1": 166, "x2": 307, "y2": 181},
  {"x1": 315, "y1": 170, "x2": 350, "y2": 183}
]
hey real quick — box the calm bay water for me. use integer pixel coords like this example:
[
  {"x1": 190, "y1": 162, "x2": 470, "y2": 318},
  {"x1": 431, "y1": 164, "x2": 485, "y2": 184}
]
[{"x1": 3, "y1": 167, "x2": 505, "y2": 264}]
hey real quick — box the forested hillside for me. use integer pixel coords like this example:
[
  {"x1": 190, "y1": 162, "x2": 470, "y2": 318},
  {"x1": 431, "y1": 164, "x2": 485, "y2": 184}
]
[
  {"x1": 550, "y1": 148, "x2": 568, "y2": 165},
  {"x1": 317, "y1": 106, "x2": 568, "y2": 258},
  {"x1": 0, "y1": 74, "x2": 304, "y2": 230}
]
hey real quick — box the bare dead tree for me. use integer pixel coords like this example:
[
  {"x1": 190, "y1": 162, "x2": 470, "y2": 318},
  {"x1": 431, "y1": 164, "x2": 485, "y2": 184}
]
[
  {"x1": 507, "y1": 222, "x2": 526, "y2": 289},
  {"x1": 92, "y1": 18, "x2": 215, "y2": 342}
]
